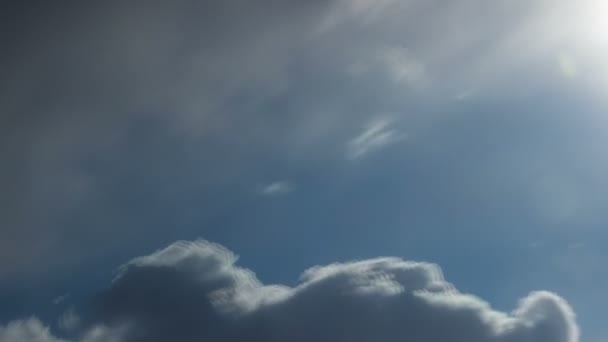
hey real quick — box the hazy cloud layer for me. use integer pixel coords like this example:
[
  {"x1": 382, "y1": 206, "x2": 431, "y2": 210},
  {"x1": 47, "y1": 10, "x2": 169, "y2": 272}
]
[
  {"x1": 0, "y1": 240, "x2": 579, "y2": 342},
  {"x1": 0, "y1": 0, "x2": 329, "y2": 279},
  {"x1": 0, "y1": 318, "x2": 66, "y2": 342},
  {"x1": 2, "y1": 0, "x2": 600, "y2": 281}
]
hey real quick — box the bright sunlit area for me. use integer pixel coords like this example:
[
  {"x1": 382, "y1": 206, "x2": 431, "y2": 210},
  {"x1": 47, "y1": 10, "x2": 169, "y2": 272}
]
[{"x1": 1, "y1": 1, "x2": 607, "y2": 342}]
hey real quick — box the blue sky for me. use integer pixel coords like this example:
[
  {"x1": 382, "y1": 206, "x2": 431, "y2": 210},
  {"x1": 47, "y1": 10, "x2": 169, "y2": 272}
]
[{"x1": 1, "y1": 1, "x2": 607, "y2": 341}]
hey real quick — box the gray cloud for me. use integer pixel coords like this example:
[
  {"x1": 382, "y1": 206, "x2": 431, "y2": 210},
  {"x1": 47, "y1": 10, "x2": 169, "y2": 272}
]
[
  {"x1": 0, "y1": 0, "x2": 332, "y2": 279},
  {"x1": 1, "y1": 0, "x2": 598, "y2": 285},
  {"x1": 0, "y1": 240, "x2": 579, "y2": 342}
]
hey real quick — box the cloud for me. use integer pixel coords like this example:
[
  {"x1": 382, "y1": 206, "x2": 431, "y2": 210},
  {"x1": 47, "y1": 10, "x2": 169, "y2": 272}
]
[
  {"x1": 381, "y1": 47, "x2": 426, "y2": 85},
  {"x1": 58, "y1": 309, "x2": 81, "y2": 333},
  {"x1": 1, "y1": 0, "x2": 594, "y2": 281},
  {"x1": 557, "y1": 53, "x2": 579, "y2": 78},
  {"x1": 260, "y1": 181, "x2": 295, "y2": 196},
  {"x1": 347, "y1": 119, "x2": 406, "y2": 159},
  {"x1": 0, "y1": 0, "x2": 335, "y2": 279},
  {"x1": 0, "y1": 318, "x2": 66, "y2": 342},
  {"x1": 1, "y1": 239, "x2": 577, "y2": 342}
]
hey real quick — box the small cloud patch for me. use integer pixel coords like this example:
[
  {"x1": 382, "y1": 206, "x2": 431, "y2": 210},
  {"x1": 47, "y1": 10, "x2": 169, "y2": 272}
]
[
  {"x1": 260, "y1": 181, "x2": 295, "y2": 196},
  {"x1": 347, "y1": 118, "x2": 406, "y2": 159},
  {"x1": 0, "y1": 239, "x2": 580, "y2": 342}
]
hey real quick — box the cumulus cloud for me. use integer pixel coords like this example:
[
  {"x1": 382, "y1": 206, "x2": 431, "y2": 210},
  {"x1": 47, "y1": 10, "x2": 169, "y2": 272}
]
[
  {"x1": 347, "y1": 119, "x2": 406, "y2": 159},
  {"x1": 1, "y1": 239, "x2": 577, "y2": 342}
]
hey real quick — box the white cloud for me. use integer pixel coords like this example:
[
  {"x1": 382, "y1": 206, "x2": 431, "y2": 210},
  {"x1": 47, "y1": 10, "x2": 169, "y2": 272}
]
[
  {"x1": 347, "y1": 119, "x2": 406, "y2": 159},
  {"x1": 260, "y1": 181, "x2": 295, "y2": 196},
  {"x1": 98, "y1": 240, "x2": 580, "y2": 342},
  {"x1": 6, "y1": 239, "x2": 576, "y2": 342},
  {"x1": 79, "y1": 325, "x2": 128, "y2": 342},
  {"x1": 0, "y1": 318, "x2": 66, "y2": 342}
]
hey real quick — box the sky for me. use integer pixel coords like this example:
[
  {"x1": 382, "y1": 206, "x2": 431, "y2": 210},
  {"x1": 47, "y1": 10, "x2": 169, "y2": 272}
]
[{"x1": 1, "y1": 0, "x2": 607, "y2": 341}]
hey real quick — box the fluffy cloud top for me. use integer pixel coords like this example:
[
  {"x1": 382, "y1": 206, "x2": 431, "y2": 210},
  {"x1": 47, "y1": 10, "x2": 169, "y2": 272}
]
[{"x1": 0, "y1": 240, "x2": 579, "y2": 342}]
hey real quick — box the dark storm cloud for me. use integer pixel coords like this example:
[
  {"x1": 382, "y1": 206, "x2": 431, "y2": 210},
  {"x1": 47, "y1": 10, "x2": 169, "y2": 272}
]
[
  {"x1": 0, "y1": 239, "x2": 579, "y2": 342},
  {"x1": 0, "y1": 0, "x2": 332, "y2": 279}
]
